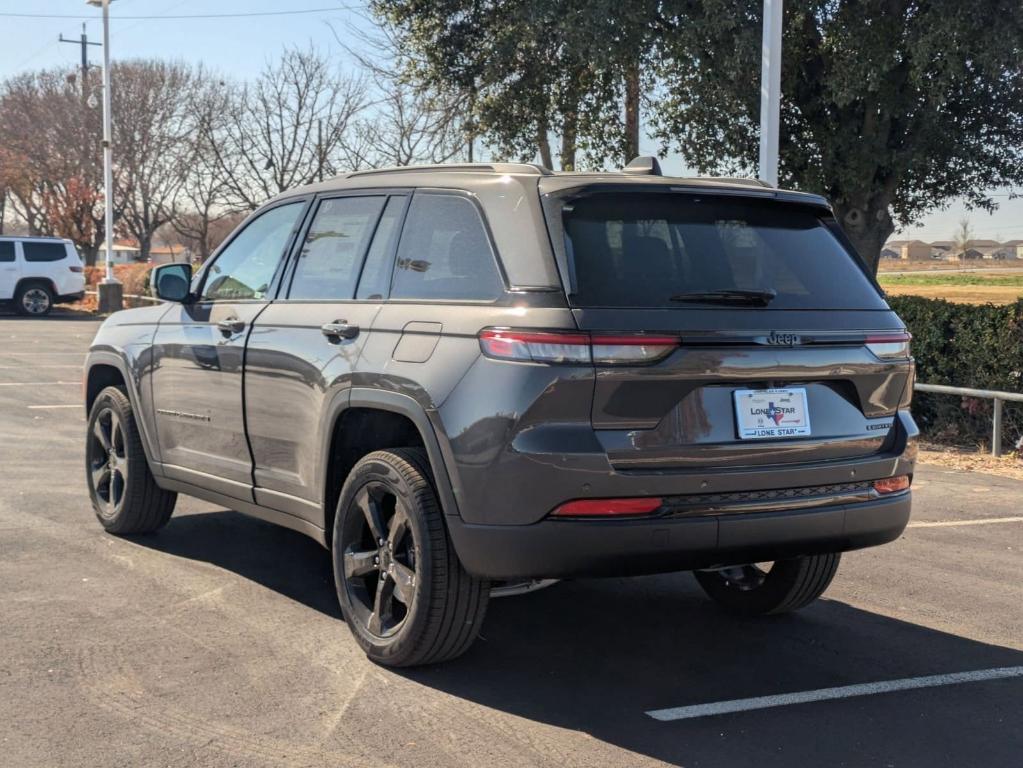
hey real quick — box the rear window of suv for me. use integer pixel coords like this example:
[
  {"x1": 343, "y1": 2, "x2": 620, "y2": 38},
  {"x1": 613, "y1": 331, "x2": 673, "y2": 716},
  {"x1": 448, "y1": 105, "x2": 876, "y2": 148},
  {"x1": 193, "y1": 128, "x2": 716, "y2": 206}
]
[{"x1": 559, "y1": 193, "x2": 886, "y2": 310}]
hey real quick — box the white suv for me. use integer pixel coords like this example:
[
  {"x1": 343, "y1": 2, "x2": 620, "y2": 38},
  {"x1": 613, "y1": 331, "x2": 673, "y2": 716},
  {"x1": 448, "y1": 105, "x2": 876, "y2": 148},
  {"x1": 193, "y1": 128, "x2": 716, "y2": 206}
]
[{"x1": 0, "y1": 236, "x2": 86, "y2": 315}]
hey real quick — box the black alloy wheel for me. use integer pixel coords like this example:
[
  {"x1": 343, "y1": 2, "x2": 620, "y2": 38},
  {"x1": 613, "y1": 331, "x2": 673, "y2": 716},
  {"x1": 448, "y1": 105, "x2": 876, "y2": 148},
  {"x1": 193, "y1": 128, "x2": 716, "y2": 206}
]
[
  {"x1": 85, "y1": 386, "x2": 176, "y2": 534},
  {"x1": 333, "y1": 448, "x2": 489, "y2": 667},
  {"x1": 88, "y1": 406, "x2": 129, "y2": 520},
  {"x1": 341, "y1": 482, "x2": 418, "y2": 638}
]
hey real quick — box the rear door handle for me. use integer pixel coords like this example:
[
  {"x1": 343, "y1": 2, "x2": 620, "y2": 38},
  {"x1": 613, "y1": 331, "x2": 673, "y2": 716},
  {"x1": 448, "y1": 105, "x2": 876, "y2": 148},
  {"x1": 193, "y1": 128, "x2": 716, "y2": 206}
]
[
  {"x1": 321, "y1": 321, "x2": 359, "y2": 340},
  {"x1": 217, "y1": 318, "x2": 245, "y2": 335}
]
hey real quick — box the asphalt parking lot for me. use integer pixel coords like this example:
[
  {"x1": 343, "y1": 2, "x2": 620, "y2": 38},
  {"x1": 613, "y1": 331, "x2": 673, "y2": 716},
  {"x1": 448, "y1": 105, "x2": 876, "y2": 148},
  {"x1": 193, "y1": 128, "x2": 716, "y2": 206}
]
[{"x1": 2, "y1": 312, "x2": 1021, "y2": 768}]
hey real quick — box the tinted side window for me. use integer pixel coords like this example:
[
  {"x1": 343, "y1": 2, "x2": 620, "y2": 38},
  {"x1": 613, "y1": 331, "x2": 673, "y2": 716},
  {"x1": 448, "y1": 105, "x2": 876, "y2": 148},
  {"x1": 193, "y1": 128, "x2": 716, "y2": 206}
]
[
  {"x1": 391, "y1": 194, "x2": 503, "y2": 301},
  {"x1": 0, "y1": 242, "x2": 14, "y2": 262},
  {"x1": 356, "y1": 196, "x2": 406, "y2": 300},
  {"x1": 289, "y1": 196, "x2": 385, "y2": 300},
  {"x1": 23, "y1": 242, "x2": 67, "y2": 262},
  {"x1": 201, "y1": 202, "x2": 303, "y2": 302}
]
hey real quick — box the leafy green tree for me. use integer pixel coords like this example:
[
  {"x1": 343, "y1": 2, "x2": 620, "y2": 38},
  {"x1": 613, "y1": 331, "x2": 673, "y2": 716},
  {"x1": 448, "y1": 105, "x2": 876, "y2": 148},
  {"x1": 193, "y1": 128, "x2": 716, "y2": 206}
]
[
  {"x1": 652, "y1": 0, "x2": 1023, "y2": 272},
  {"x1": 371, "y1": 0, "x2": 660, "y2": 169}
]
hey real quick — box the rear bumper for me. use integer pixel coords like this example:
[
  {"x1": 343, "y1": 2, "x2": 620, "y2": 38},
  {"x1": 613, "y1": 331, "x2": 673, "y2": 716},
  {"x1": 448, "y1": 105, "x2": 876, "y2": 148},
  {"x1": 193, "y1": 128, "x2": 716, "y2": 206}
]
[{"x1": 447, "y1": 491, "x2": 911, "y2": 580}]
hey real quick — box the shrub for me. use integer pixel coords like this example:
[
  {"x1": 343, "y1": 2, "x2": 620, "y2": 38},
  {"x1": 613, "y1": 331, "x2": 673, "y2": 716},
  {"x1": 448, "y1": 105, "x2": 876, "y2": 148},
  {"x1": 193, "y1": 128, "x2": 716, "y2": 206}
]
[
  {"x1": 84, "y1": 262, "x2": 153, "y2": 300},
  {"x1": 888, "y1": 296, "x2": 1023, "y2": 451}
]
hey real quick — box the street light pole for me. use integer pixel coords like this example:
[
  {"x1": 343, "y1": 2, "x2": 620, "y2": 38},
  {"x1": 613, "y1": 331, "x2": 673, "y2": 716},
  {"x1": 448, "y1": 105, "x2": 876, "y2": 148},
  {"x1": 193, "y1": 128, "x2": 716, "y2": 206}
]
[
  {"x1": 758, "y1": 0, "x2": 783, "y2": 187},
  {"x1": 89, "y1": 0, "x2": 122, "y2": 312}
]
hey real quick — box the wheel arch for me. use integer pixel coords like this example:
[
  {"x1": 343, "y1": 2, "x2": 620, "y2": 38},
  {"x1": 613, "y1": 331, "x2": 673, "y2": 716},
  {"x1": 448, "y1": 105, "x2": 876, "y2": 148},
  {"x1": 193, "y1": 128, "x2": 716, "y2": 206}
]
[
  {"x1": 321, "y1": 388, "x2": 462, "y2": 541},
  {"x1": 85, "y1": 352, "x2": 160, "y2": 468},
  {"x1": 15, "y1": 277, "x2": 58, "y2": 296}
]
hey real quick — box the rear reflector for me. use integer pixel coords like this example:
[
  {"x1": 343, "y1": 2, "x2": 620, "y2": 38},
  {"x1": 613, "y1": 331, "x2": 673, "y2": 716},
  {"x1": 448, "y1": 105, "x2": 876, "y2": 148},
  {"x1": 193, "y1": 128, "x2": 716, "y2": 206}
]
[
  {"x1": 873, "y1": 475, "x2": 911, "y2": 494},
  {"x1": 866, "y1": 333, "x2": 911, "y2": 360},
  {"x1": 551, "y1": 497, "x2": 663, "y2": 517},
  {"x1": 479, "y1": 329, "x2": 679, "y2": 365}
]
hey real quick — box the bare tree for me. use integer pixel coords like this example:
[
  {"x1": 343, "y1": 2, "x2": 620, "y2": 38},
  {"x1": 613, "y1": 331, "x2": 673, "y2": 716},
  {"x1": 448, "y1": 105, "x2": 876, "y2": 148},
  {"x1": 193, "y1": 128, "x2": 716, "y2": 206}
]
[
  {"x1": 209, "y1": 47, "x2": 366, "y2": 210},
  {"x1": 952, "y1": 217, "x2": 976, "y2": 266},
  {"x1": 111, "y1": 60, "x2": 197, "y2": 261},
  {"x1": 0, "y1": 68, "x2": 105, "y2": 262},
  {"x1": 332, "y1": 22, "x2": 473, "y2": 169},
  {"x1": 170, "y1": 72, "x2": 234, "y2": 261},
  {"x1": 341, "y1": 78, "x2": 468, "y2": 169}
]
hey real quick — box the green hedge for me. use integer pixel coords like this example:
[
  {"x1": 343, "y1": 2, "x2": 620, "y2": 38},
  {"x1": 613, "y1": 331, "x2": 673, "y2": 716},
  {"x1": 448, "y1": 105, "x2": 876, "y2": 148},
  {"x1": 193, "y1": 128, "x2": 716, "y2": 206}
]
[{"x1": 887, "y1": 296, "x2": 1023, "y2": 451}]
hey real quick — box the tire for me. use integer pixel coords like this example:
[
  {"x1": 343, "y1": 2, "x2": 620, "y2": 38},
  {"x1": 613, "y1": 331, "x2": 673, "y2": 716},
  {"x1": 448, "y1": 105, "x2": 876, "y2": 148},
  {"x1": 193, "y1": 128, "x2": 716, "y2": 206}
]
[
  {"x1": 332, "y1": 448, "x2": 490, "y2": 667},
  {"x1": 15, "y1": 281, "x2": 53, "y2": 316},
  {"x1": 85, "y1": 385, "x2": 176, "y2": 534},
  {"x1": 693, "y1": 553, "x2": 841, "y2": 616}
]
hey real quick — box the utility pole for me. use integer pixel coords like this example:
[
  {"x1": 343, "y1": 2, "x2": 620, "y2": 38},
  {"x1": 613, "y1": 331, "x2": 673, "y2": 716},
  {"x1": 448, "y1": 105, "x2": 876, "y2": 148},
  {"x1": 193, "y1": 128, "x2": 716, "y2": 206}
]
[
  {"x1": 758, "y1": 0, "x2": 783, "y2": 187},
  {"x1": 87, "y1": 0, "x2": 122, "y2": 313},
  {"x1": 59, "y1": 23, "x2": 101, "y2": 96}
]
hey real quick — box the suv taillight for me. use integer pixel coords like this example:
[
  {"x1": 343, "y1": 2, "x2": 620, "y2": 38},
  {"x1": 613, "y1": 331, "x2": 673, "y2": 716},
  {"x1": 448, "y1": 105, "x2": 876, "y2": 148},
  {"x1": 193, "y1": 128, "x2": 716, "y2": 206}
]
[
  {"x1": 478, "y1": 329, "x2": 680, "y2": 365},
  {"x1": 69, "y1": 265, "x2": 84, "y2": 273},
  {"x1": 866, "y1": 333, "x2": 911, "y2": 360}
]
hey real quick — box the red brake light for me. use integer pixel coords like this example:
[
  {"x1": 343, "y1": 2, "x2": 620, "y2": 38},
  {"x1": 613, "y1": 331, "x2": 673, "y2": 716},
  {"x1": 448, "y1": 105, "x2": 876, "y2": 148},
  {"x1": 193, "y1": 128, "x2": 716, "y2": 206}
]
[
  {"x1": 478, "y1": 330, "x2": 591, "y2": 363},
  {"x1": 873, "y1": 475, "x2": 911, "y2": 494},
  {"x1": 866, "y1": 333, "x2": 911, "y2": 360},
  {"x1": 479, "y1": 329, "x2": 680, "y2": 365},
  {"x1": 551, "y1": 497, "x2": 663, "y2": 517}
]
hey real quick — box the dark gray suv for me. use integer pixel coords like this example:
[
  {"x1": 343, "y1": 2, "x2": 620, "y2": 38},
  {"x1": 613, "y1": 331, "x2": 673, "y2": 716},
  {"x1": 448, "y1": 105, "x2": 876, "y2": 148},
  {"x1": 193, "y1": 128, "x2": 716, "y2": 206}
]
[{"x1": 84, "y1": 159, "x2": 917, "y2": 666}]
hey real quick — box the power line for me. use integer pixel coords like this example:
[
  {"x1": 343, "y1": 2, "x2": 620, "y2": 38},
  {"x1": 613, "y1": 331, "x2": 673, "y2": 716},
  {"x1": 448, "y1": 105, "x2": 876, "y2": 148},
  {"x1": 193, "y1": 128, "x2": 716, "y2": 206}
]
[{"x1": 0, "y1": 6, "x2": 358, "y2": 20}]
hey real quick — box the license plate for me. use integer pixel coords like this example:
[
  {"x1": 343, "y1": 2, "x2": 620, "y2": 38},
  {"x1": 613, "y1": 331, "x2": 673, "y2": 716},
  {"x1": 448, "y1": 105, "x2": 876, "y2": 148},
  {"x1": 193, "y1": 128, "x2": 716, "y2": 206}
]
[{"x1": 734, "y1": 388, "x2": 811, "y2": 440}]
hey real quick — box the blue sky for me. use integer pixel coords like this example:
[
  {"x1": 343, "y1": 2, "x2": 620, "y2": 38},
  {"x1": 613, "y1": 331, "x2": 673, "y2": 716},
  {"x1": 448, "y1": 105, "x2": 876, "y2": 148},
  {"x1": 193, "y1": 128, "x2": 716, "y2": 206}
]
[{"x1": 2, "y1": 0, "x2": 1020, "y2": 242}]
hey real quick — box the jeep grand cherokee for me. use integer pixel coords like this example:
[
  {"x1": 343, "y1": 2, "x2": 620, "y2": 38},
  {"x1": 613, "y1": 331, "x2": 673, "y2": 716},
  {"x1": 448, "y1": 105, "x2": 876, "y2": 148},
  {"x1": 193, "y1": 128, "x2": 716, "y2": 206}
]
[{"x1": 83, "y1": 159, "x2": 916, "y2": 666}]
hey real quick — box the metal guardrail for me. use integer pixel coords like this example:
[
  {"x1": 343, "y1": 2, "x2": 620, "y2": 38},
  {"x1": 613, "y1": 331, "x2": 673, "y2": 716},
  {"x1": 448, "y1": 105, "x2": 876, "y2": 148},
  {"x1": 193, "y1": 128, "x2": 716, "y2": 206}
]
[
  {"x1": 915, "y1": 383, "x2": 1023, "y2": 457},
  {"x1": 84, "y1": 289, "x2": 161, "y2": 305}
]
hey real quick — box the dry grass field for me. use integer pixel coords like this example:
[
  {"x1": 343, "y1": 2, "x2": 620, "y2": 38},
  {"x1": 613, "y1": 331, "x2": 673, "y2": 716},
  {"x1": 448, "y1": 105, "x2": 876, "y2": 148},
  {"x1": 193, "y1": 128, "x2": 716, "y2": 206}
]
[{"x1": 877, "y1": 272, "x2": 1023, "y2": 304}]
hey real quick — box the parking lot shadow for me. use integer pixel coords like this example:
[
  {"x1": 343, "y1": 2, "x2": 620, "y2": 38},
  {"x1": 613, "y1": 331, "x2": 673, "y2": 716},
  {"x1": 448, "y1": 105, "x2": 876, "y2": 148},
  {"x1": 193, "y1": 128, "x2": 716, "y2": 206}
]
[
  {"x1": 128, "y1": 508, "x2": 340, "y2": 618},
  {"x1": 133, "y1": 508, "x2": 1023, "y2": 767}
]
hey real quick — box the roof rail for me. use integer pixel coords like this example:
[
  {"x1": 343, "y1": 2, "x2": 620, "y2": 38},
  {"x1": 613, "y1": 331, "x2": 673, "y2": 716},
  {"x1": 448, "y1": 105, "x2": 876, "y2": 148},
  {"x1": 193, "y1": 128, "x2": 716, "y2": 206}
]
[
  {"x1": 345, "y1": 162, "x2": 549, "y2": 179},
  {"x1": 707, "y1": 177, "x2": 774, "y2": 189},
  {"x1": 623, "y1": 156, "x2": 663, "y2": 176}
]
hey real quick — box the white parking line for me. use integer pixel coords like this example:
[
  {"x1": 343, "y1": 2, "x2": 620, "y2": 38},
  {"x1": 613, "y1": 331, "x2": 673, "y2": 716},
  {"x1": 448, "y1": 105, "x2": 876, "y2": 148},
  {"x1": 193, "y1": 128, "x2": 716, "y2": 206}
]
[
  {"x1": 27, "y1": 404, "x2": 81, "y2": 410},
  {"x1": 0, "y1": 364, "x2": 81, "y2": 369},
  {"x1": 909, "y1": 516, "x2": 1023, "y2": 528},
  {"x1": 0, "y1": 381, "x2": 78, "y2": 386},
  {"x1": 646, "y1": 666, "x2": 1023, "y2": 721}
]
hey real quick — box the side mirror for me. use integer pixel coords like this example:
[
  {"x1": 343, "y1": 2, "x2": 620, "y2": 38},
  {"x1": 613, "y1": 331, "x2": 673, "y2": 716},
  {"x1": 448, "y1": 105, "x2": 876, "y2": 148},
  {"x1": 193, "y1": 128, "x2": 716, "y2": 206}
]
[{"x1": 152, "y1": 263, "x2": 192, "y2": 302}]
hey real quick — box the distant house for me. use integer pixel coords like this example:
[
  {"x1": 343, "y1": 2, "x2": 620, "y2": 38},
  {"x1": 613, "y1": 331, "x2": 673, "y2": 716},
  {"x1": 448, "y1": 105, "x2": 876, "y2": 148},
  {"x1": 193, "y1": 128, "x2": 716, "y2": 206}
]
[
  {"x1": 995, "y1": 240, "x2": 1023, "y2": 260},
  {"x1": 964, "y1": 239, "x2": 1003, "y2": 259},
  {"x1": 884, "y1": 237, "x2": 1021, "y2": 262},
  {"x1": 883, "y1": 239, "x2": 931, "y2": 260},
  {"x1": 96, "y1": 240, "x2": 191, "y2": 265},
  {"x1": 98, "y1": 240, "x2": 141, "y2": 264},
  {"x1": 149, "y1": 245, "x2": 190, "y2": 265}
]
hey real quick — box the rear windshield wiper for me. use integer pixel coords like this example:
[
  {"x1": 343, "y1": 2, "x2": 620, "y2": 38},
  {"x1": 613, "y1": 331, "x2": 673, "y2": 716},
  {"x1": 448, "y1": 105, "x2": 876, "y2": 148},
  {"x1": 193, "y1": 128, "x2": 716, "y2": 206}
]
[{"x1": 669, "y1": 289, "x2": 777, "y2": 306}]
